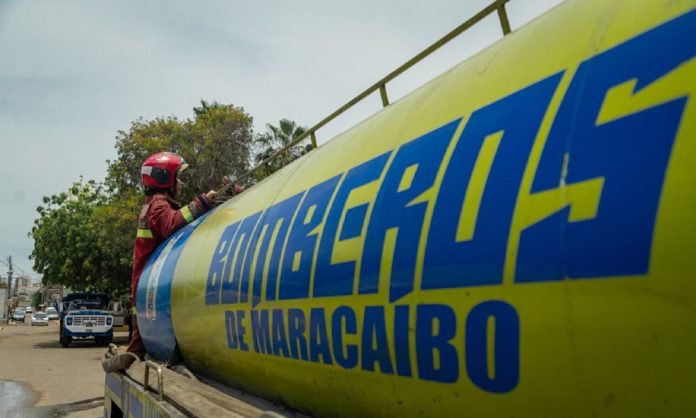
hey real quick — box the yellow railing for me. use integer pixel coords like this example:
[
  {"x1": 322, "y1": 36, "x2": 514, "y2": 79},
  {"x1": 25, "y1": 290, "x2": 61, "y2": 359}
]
[{"x1": 222, "y1": 0, "x2": 512, "y2": 192}]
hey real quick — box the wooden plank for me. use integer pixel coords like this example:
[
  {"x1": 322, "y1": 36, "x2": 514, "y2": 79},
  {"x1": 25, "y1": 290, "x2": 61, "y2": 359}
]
[{"x1": 118, "y1": 356, "x2": 301, "y2": 417}]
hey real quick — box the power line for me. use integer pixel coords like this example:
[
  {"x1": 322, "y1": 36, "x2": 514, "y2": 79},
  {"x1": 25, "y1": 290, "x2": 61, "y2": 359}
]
[{"x1": 1, "y1": 256, "x2": 38, "y2": 279}]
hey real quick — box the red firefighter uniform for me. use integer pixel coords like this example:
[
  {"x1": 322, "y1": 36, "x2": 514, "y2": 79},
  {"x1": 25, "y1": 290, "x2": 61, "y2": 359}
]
[{"x1": 128, "y1": 192, "x2": 213, "y2": 355}]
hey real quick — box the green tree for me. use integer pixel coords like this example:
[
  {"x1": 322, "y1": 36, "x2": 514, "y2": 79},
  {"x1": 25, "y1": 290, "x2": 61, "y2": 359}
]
[
  {"x1": 253, "y1": 119, "x2": 313, "y2": 178},
  {"x1": 29, "y1": 179, "x2": 127, "y2": 293},
  {"x1": 30, "y1": 101, "x2": 260, "y2": 295},
  {"x1": 32, "y1": 289, "x2": 42, "y2": 308},
  {"x1": 90, "y1": 189, "x2": 140, "y2": 292},
  {"x1": 106, "y1": 117, "x2": 186, "y2": 194},
  {"x1": 107, "y1": 100, "x2": 254, "y2": 201}
]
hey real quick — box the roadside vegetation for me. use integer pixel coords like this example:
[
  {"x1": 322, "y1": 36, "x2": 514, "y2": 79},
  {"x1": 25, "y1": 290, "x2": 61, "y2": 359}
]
[{"x1": 29, "y1": 100, "x2": 310, "y2": 295}]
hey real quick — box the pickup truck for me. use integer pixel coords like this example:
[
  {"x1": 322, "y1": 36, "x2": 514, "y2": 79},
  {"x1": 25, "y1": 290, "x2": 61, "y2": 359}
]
[{"x1": 60, "y1": 293, "x2": 113, "y2": 347}]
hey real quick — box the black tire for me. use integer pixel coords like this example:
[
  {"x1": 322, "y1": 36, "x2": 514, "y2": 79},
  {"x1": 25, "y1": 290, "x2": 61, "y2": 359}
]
[
  {"x1": 60, "y1": 334, "x2": 71, "y2": 348},
  {"x1": 96, "y1": 336, "x2": 113, "y2": 346}
]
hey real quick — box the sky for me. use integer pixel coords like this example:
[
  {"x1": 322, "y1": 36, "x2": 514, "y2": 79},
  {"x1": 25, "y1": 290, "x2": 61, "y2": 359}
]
[{"x1": 0, "y1": 0, "x2": 563, "y2": 281}]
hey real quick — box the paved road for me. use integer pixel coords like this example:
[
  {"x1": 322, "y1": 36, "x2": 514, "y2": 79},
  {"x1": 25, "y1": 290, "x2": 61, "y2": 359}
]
[{"x1": 0, "y1": 317, "x2": 130, "y2": 417}]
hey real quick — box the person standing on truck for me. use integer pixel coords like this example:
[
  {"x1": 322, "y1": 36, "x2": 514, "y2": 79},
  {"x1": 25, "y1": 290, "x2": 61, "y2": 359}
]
[{"x1": 127, "y1": 152, "x2": 218, "y2": 358}]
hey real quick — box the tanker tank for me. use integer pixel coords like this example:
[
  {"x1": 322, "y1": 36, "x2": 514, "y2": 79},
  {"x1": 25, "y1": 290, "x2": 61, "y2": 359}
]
[{"x1": 137, "y1": 0, "x2": 696, "y2": 416}]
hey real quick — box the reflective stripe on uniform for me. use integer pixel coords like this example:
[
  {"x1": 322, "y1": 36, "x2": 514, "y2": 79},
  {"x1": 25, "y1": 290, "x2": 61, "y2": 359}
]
[
  {"x1": 181, "y1": 205, "x2": 194, "y2": 223},
  {"x1": 136, "y1": 228, "x2": 153, "y2": 239}
]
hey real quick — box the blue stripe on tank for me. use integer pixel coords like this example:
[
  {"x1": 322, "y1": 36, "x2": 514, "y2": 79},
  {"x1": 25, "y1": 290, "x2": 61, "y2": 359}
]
[{"x1": 137, "y1": 212, "x2": 211, "y2": 361}]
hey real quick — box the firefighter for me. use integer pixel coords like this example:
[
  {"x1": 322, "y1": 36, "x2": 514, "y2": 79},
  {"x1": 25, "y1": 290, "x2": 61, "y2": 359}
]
[{"x1": 127, "y1": 152, "x2": 217, "y2": 357}]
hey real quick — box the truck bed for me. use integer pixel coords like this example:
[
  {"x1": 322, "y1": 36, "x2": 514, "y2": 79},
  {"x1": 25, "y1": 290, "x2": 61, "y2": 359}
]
[{"x1": 105, "y1": 349, "x2": 306, "y2": 417}]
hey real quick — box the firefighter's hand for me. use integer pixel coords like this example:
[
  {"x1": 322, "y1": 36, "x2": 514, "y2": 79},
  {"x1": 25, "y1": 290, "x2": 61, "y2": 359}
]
[{"x1": 222, "y1": 175, "x2": 244, "y2": 196}]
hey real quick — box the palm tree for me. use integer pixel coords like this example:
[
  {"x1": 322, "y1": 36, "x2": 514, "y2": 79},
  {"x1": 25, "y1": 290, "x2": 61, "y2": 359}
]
[{"x1": 254, "y1": 119, "x2": 312, "y2": 176}]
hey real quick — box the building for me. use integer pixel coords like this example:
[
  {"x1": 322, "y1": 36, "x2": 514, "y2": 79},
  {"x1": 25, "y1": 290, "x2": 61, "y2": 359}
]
[
  {"x1": 15, "y1": 274, "x2": 32, "y2": 298},
  {"x1": 43, "y1": 285, "x2": 64, "y2": 310},
  {"x1": 0, "y1": 283, "x2": 7, "y2": 322}
]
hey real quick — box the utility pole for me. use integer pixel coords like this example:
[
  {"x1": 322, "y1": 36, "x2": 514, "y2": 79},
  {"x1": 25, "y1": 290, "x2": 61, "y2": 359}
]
[
  {"x1": 5, "y1": 256, "x2": 12, "y2": 319},
  {"x1": 7, "y1": 256, "x2": 12, "y2": 298},
  {"x1": 8, "y1": 256, "x2": 16, "y2": 298}
]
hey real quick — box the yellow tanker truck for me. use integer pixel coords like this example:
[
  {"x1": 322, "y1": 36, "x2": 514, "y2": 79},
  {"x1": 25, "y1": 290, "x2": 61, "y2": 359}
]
[{"x1": 103, "y1": 0, "x2": 696, "y2": 416}]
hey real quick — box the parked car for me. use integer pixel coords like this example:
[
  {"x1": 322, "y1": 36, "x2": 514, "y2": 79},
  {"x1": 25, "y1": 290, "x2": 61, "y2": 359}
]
[
  {"x1": 46, "y1": 307, "x2": 59, "y2": 320},
  {"x1": 25, "y1": 306, "x2": 33, "y2": 314},
  {"x1": 12, "y1": 309, "x2": 26, "y2": 322},
  {"x1": 31, "y1": 312, "x2": 49, "y2": 326}
]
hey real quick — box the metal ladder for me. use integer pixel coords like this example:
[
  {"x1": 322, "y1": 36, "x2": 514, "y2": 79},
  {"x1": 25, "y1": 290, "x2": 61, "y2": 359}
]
[{"x1": 221, "y1": 0, "x2": 512, "y2": 192}]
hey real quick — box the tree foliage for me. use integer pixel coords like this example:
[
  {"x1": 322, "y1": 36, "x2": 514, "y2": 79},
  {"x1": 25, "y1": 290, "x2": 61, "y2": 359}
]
[
  {"x1": 32, "y1": 290, "x2": 42, "y2": 308},
  {"x1": 107, "y1": 101, "x2": 254, "y2": 201},
  {"x1": 30, "y1": 98, "x2": 310, "y2": 295},
  {"x1": 29, "y1": 179, "x2": 122, "y2": 293},
  {"x1": 90, "y1": 190, "x2": 140, "y2": 289},
  {"x1": 253, "y1": 119, "x2": 313, "y2": 178},
  {"x1": 29, "y1": 180, "x2": 139, "y2": 295}
]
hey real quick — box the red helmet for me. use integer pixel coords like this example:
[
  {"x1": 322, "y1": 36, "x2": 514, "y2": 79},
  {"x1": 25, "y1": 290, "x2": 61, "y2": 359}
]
[{"x1": 140, "y1": 152, "x2": 188, "y2": 190}]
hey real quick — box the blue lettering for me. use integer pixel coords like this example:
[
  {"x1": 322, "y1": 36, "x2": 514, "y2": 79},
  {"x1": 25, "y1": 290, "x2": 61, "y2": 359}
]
[
  {"x1": 272, "y1": 309, "x2": 290, "y2": 358},
  {"x1": 394, "y1": 305, "x2": 412, "y2": 377},
  {"x1": 225, "y1": 310, "x2": 238, "y2": 349},
  {"x1": 221, "y1": 212, "x2": 262, "y2": 304},
  {"x1": 206, "y1": 222, "x2": 239, "y2": 305},
  {"x1": 288, "y1": 308, "x2": 308, "y2": 361},
  {"x1": 225, "y1": 310, "x2": 249, "y2": 351},
  {"x1": 315, "y1": 153, "x2": 391, "y2": 297},
  {"x1": 309, "y1": 308, "x2": 333, "y2": 364},
  {"x1": 248, "y1": 193, "x2": 304, "y2": 307},
  {"x1": 517, "y1": 10, "x2": 695, "y2": 282},
  {"x1": 416, "y1": 304, "x2": 457, "y2": 383},
  {"x1": 236, "y1": 310, "x2": 248, "y2": 351},
  {"x1": 361, "y1": 306, "x2": 393, "y2": 374},
  {"x1": 360, "y1": 121, "x2": 457, "y2": 302},
  {"x1": 279, "y1": 176, "x2": 341, "y2": 300},
  {"x1": 340, "y1": 204, "x2": 368, "y2": 240},
  {"x1": 465, "y1": 301, "x2": 519, "y2": 393},
  {"x1": 423, "y1": 73, "x2": 562, "y2": 289},
  {"x1": 331, "y1": 306, "x2": 358, "y2": 369},
  {"x1": 251, "y1": 309, "x2": 272, "y2": 354}
]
